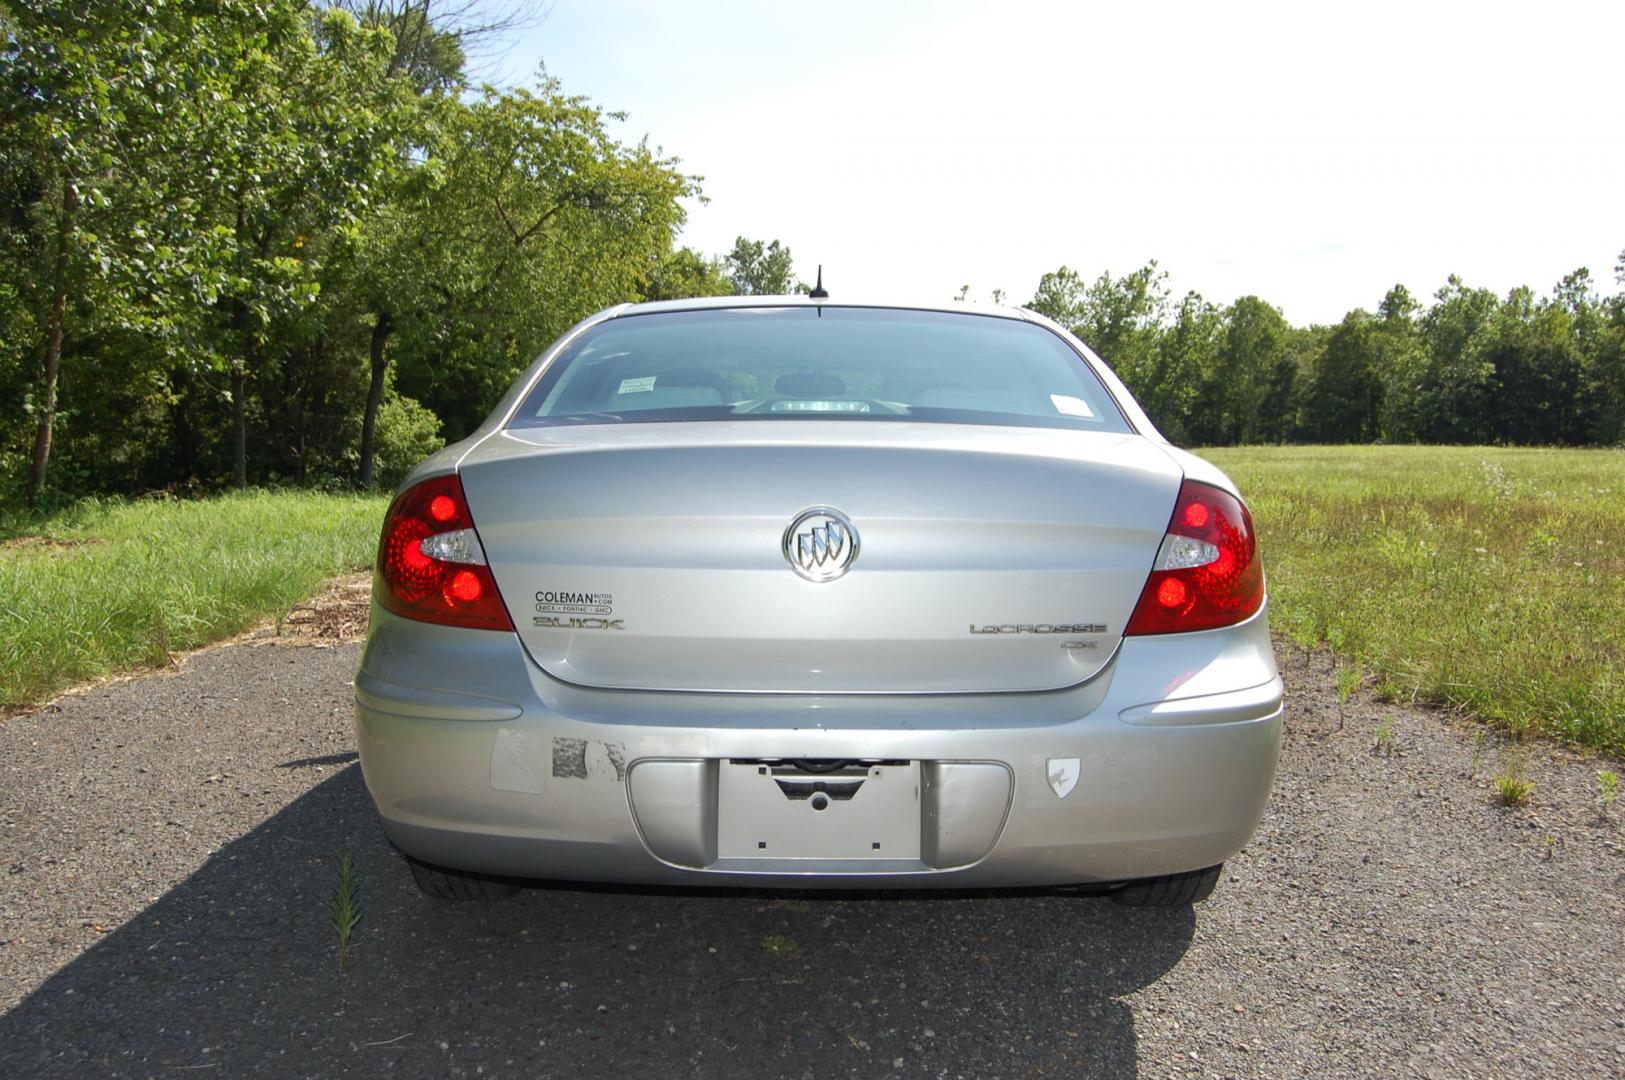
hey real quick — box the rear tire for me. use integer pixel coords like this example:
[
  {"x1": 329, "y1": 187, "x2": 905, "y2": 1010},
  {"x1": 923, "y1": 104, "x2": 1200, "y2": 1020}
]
[
  {"x1": 1108, "y1": 863, "x2": 1223, "y2": 907},
  {"x1": 403, "y1": 853, "x2": 521, "y2": 901}
]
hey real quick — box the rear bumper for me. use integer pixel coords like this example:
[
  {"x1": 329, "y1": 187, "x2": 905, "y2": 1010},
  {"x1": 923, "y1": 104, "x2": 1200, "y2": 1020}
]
[{"x1": 354, "y1": 602, "x2": 1282, "y2": 889}]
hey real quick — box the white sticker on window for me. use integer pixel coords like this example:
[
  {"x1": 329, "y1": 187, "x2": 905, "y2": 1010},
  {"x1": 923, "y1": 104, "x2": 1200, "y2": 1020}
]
[
  {"x1": 1050, "y1": 394, "x2": 1095, "y2": 418},
  {"x1": 617, "y1": 376, "x2": 657, "y2": 394}
]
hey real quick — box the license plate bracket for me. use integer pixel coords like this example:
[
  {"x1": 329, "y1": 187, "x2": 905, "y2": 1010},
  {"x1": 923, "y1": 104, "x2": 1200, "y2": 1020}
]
[{"x1": 716, "y1": 760, "x2": 922, "y2": 861}]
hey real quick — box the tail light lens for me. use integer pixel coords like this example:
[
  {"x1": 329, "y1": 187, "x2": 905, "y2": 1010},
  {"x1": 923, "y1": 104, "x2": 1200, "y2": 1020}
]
[
  {"x1": 1125, "y1": 479, "x2": 1264, "y2": 636},
  {"x1": 376, "y1": 475, "x2": 513, "y2": 631}
]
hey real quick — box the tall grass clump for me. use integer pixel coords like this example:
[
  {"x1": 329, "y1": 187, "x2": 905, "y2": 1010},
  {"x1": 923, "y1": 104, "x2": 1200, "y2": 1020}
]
[
  {"x1": 1207, "y1": 446, "x2": 1625, "y2": 757},
  {"x1": 0, "y1": 490, "x2": 387, "y2": 710}
]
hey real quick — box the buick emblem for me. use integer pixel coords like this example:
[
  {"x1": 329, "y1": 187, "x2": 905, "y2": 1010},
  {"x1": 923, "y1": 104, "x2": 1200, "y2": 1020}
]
[{"x1": 782, "y1": 507, "x2": 859, "y2": 582}]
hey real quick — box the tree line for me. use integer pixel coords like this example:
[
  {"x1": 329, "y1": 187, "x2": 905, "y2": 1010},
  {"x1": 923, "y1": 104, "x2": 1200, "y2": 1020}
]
[
  {"x1": 1024, "y1": 260, "x2": 1625, "y2": 447},
  {"x1": 3, "y1": 3, "x2": 1621, "y2": 511}
]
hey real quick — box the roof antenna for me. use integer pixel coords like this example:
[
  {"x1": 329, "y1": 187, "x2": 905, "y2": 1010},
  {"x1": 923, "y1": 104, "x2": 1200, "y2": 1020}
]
[{"x1": 808, "y1": 265, "x2": 829, "y2": 299}]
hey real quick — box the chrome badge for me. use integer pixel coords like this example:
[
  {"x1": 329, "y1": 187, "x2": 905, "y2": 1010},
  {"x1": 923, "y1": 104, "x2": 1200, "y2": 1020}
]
[{"x1": 783, "y1": 507, "x2": 859, "y2": 582}]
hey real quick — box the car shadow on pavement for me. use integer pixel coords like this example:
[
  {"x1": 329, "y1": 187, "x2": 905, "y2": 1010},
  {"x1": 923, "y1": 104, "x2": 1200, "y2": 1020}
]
[{"x1": 1, "y1": 765, "x2": 1194, "y2": 1079}]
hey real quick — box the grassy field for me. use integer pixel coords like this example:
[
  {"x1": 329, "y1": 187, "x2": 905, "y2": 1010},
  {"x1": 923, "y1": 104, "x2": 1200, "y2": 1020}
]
[
  {"x1": 1207, "y1": 446, "x2": 1625, "y2": 757},
  {"x1": 0, "y1": 491, "x2": 387, "y2": 710}
]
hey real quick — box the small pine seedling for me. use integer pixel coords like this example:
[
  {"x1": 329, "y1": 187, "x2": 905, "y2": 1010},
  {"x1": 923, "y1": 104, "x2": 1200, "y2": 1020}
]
[
  {"x1": 329, "y1": 850, "x2": 363, "y2": 973},
  {"x1": 1334, "y1": 661, "x2": 1362, "y2": 730},
  {"x1": 1493, "y1": 770, "x2": 1535, "y2": 807},
  {"x1": 1335, "y1": 662, "x2": 1361, "y2": 702},
  {"x1": 1598, "y1": 770, "x2": 1619, "y2": 820},
  {"x1": 1374, "y1": 716, "x2": 1395, "y2": 758}
]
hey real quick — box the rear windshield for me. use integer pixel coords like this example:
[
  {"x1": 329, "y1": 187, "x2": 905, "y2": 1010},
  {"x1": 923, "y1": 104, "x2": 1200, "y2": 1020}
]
[{"x1": 509, "y1": 307, "x2": 1130, "y2": 432}]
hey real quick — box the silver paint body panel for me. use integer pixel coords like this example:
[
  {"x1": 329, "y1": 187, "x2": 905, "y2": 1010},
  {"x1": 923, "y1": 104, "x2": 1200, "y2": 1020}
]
[
  {"x1": 462, "y1": 423, "x2": 1181, "y2": 694},
  {"x1": 355, "y1": 297, "x2": 1282, "y2": 888},
  {"x1": 356, "y1": 601, "x2": 1280, "y2": 887}
]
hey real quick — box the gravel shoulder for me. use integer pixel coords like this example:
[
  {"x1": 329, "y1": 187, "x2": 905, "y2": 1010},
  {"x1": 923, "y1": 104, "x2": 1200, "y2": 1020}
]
[{"x1": 2, "y1": 624, "x2": 1622, "y2": 1078}]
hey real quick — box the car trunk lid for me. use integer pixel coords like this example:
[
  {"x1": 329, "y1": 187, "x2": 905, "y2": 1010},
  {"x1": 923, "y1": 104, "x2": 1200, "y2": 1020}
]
[{"x1": 459, "y1": 422, "x2": 1181, "y2": 693}]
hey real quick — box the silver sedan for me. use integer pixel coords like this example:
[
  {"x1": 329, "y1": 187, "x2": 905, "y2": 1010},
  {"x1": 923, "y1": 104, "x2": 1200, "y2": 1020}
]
[{"x1": 355, "y1": 297, "x2": 1282, "y2": 906}]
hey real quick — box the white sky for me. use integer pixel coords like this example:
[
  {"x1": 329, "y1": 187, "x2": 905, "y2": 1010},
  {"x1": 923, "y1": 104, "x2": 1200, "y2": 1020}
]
[{"x1": 494, "y1": 0, "x2": 1625, "y2": 325}]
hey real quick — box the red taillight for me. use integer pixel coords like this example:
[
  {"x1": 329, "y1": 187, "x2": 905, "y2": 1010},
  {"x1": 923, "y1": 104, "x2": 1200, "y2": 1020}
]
[
  {"x1": 1125, "y1": 479, "x2": 1264, "y2": 636},
  {"x1": 376, "y1": 475, "x2": 513, "y2": 631}
]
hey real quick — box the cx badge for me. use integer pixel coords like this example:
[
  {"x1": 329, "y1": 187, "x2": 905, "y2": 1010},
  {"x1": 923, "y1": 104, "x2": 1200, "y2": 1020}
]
[{"x1": 782, "y1": 506, "x2": 860, "y2": 582}]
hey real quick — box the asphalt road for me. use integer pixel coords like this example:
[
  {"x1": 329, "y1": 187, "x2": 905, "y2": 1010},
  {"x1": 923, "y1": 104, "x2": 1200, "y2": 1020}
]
[{"x1": 3, "y1": 638, "x2": 1623, "y2": 1078}]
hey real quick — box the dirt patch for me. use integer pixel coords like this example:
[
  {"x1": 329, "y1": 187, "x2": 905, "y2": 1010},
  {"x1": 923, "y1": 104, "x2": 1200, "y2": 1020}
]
[
  {"x1": 0, "y1": 536, "x2": 107, "y2": 554},
  {"x1": 236, "y1": 571, "x2": 373, "y2": 645}
]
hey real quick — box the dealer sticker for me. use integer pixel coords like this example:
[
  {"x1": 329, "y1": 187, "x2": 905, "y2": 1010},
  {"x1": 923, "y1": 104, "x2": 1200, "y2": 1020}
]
[{"x1": 535, "y1": 589, "x2": 614, "y2": 616}]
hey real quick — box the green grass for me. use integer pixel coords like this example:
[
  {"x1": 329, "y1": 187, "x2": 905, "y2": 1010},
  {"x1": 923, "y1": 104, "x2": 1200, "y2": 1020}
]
[
  {"x1": 1493, "y1": 768, "x2": 1536, "y2": 806},
  {"x1": 1206, "y1": 446, "x2": 1625, "y2": 756},
  {"x1": 0, "y1": 490, "x2": 386, "y2": 710},
  {"x1": 1597, "y1": 770, "x2": 1619, "y2": 818}
]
